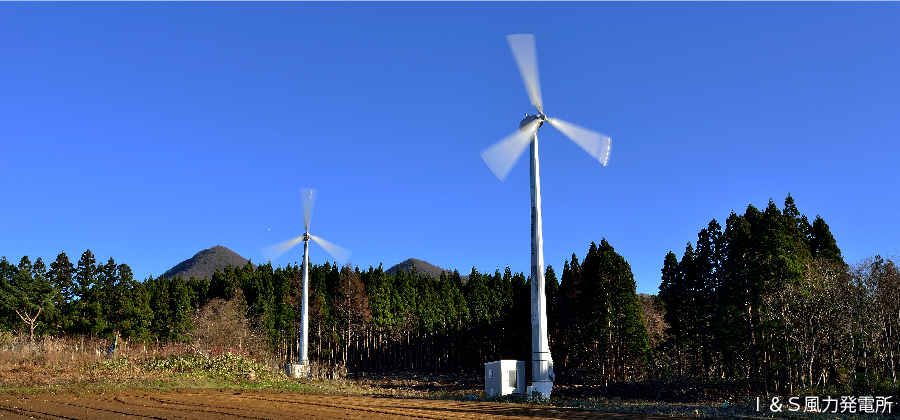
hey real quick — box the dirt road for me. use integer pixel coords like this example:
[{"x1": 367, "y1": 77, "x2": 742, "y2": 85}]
[{"x1": 0, "y1": 388, "x2": 660, "y2": 420}]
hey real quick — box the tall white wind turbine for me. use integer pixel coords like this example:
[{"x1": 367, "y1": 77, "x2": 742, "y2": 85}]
[
  {"x1": 262, "y1": 188, "x2": 351, "y2": 372},
  {"x1": 480, "y1": 34, "x2": 611, "y2": 399}
]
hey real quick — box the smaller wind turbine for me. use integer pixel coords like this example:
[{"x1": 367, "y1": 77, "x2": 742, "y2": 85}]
[{"x1": 262, "y1": 188, "x2": 351, "y2": 372}]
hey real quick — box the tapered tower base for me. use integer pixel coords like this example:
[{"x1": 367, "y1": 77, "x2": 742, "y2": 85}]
[
  {"x1": 285, "y1": 362, "x2": 309, "y2": 379},
  {"x1": 530, "y1": 380, "x2": 552, "y2": 399}
]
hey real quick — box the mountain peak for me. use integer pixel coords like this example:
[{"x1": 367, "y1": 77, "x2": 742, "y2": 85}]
[
  {"x1": 162, "y1": 245, "x2": 254, "y2": 280},
  {"x1": 385, "y1": 258, "x2": 456, "y2": 279}
]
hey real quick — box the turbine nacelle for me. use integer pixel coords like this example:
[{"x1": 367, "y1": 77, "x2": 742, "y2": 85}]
[{"x1": 519, "y1": 114, "x2": 545, "y2": 132}]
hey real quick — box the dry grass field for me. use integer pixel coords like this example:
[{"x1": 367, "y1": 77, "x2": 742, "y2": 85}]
[{"x1": 0, "y1": 332, "x2": 848, "y2": 419}]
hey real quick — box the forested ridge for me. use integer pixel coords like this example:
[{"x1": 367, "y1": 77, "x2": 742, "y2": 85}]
[{"x1": 2, "y1": 194, "x2": 898, "y2": 395}]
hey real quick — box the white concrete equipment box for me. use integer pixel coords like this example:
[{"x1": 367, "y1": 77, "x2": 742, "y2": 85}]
[{"x1": 484, "y1": 360, "x2": 525, "y2": 397}]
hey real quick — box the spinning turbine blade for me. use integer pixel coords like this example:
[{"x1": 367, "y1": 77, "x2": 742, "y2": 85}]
[
  {"x1": 309, "y1": 234, "x2": 351, "y2": 266},
  {"x1": 301, "y1": 188, "x2": 317, "y2": 231},
  {"x1": 262, "y1": 235, "x2": 305, "y2": 261},
  {"x1": 507, "y1": 34, "x2": 543, "y2": 113},
  {"x1": 548, "y1": 118, "x2": 612, "y2": 166},
  {"x1": 480, "y1": 119, "x2": 541, "y2": 181}
]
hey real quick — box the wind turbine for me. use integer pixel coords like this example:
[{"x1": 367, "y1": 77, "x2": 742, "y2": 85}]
[
  {"x1": 262, "y1": 188, "x2": 351, "y2": 374},
  {"x1": 480, "y1": 34, "x2": 611, "y2": 399}
]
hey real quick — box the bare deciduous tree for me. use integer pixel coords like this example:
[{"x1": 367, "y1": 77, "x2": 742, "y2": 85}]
[
  {"x1": 336, "y1": 265, "x2": 371, "y2": 365},
  {"x1": 15, "y1": 307, "x2": 42, "y2": 342}
]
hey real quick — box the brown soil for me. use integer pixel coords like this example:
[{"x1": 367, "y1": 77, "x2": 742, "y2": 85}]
[{"x1": 0, "y1": 388, "x2": 668, "y2": 420}]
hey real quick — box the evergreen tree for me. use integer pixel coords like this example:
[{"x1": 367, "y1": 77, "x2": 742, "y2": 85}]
[
  {"x1": 241, "y1": 262, "x2": 274, "y2": 336},
  {"x1": 439, "y1": 269, "x2": 469, "y2": 330},
  {"x1": 678, "y1": 242, "x2": 701, "y2": 375},
  {"x1": 73, "y1": 249, "x2": 104, "y2": 336},
  {"x1": 109, "y1": 264, "x2": 152, "y2": 342},
  {"x1": 579, "y1": 242, "x2": 608, "y2": 376},
  {"x1": 555, "y1": 254, "x2": 582, "y2": 374},
  {"x1": 269, "y1": 265, "x2": 296, "y2": 350},
  {"x1": 364, "y1": 264, "x2": 396, "y2": 331},
  {"x1": 186, "y1": 276, "x2": 210, "y2": 310},
  {"x1": 658, "y1": 250, "x2": 684, "y2": 376},
  {"x1": 463, "y1": 267, "x2": 494, "y2": 366},
  {"x1": 464, "y1": 268, "x2": 493, "y2": 325},
  {"x1": 545, "y1": 265, "x2": 559, "y2": 312},
  {"x1": 693, "y1": 220, "x2": 724, "y2": 376},
  {"x1": 209, "y1": 267, "x2": 240, "y2": 301},
  {"x1": 507, "y1": 269, "x2": 530, "y2": 362},
  {"x1": 31, "y1": 257, "x2": 48, "y2": 280},
  {"x1": 579, "y1": 239, "x2": 648, "y2": 381},
  {"x1": 97, "y1": 258, "x2": 120, "y2": 337},
  {"x1": 810, "y1": 215, "x2": 843, "y2": 263},
  {"x1": 719, "y1": 210, "x2": 758, "y2": 380},
  {"x1": 48, "y1": 251, "x2": 76, "y2": 333},
  {"x1": 0, "y1": 257, "x2": 16, "y2": 330},
  {"x1": 545, "y1": 265, "x2": 560, "y2": 354},
  {"x1": 760, "y1": 199, "x2": 810, "y2": 391},
  {"x1": 783, "y1": 194, "x2": 812, "y2": 249},
  {"x1": 145, "y1": 276, "x2": 170, "y2": 340},
  {"x1": 168, "y1": 276, "x2": 194, "y2": 341},
  {"x1": 145, "y1": 275, "x2": 193, "y2": 342}
]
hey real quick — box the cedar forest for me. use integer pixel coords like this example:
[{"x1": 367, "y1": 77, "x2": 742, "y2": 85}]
[{"x1": 2, "y1": 194, "x2": 899, "y2": 395}]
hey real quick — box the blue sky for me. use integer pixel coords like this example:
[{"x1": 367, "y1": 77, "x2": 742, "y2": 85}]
[{"x1": 2, "y1": 3, "x2": 898, "y2": 295}]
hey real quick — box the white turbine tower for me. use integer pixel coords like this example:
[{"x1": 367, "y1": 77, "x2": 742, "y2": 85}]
[
  {"x1": 262, "y1": 188, "x2": 351, "y2": 374},
  {"x1": 480, "y1": 34, "x2": 611, "y2": 399}
]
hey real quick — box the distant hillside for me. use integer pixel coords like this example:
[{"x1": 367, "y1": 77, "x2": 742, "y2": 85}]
[
  {"x1": 386, "y1": 258, "x2": 463, "y2": 279},
  {"x1": 162, "y1": 245, "x2": 255, "y2": 280}
]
